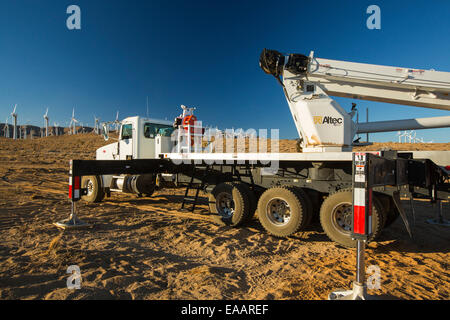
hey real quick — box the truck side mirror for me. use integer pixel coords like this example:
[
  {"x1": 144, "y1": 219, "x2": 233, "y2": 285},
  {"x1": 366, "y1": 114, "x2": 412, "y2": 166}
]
[{"x1": 102, "y1": 123, "x2": 109, "y2": 141}]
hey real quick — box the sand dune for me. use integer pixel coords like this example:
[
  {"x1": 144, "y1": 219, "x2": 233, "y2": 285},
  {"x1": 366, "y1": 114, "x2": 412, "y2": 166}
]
[{"x1": 0, "y1": 134, "x2": 449, "y2": 300}]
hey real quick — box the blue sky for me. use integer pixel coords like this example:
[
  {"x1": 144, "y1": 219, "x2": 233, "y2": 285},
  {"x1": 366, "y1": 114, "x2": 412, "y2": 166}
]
[{"x1": 0, "y1": 0, "x2": 449, "y2": 142}]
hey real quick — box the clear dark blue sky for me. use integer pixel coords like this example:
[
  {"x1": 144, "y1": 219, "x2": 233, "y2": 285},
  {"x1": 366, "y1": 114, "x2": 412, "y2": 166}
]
[{"x1": 1, "y1": 0, "x2": 449, "y2": 142}]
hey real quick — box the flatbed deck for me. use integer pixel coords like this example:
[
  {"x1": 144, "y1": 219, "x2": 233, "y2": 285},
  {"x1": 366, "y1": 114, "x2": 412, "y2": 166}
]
[{"x1": 160, "y1": 152, "x2": 355, "y2": 162}]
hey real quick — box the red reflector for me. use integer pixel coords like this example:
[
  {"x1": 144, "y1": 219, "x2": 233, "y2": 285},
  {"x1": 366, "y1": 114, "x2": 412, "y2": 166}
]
[
  {"x1": 74, "y1": 176, "x2": 80, "y2": 189},
  {"x1": 446, "y1": 165, "x2": 450, "y2": 171},
  {"x1": 353, "y1": 205, "x2": 365, "y2": 235}
]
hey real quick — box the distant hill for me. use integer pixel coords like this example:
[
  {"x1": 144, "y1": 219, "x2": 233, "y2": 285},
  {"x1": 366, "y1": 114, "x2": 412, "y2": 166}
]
[{"x1": 0, "y1": 123, "x2": 94, "y2": 138}]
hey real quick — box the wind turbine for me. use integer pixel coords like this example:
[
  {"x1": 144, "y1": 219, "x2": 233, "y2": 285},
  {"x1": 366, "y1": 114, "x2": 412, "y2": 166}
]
[
  {"x1": 93, "y1": 115, "x2": 100, "y2": 134},
  {"x1": 409, "y1": 130, "x2": 416, "y2": 143},
  {"x1": 22, "y1": 125, "x2": 27, "y2": 139},
  {"x1": 11, "y1": 104, "x2": 17, "y2": 140},
  {"x1": 69, "y1": 108, "x2": 78, "y2": 135},
  {"x1": 4, "y1": 117, "x2": 9, "y2": 138},
  {"x1": 43, "y1": 108, "x2": 49, "y2": 137},
  {"x1": 114, "y1": 111, "x2": 120, "y2": 133},
  {"x1": 54, "y1": 122, "x2": 59, "y2": 136}
]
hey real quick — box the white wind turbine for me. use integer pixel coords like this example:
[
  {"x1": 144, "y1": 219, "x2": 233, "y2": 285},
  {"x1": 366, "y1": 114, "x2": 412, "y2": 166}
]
[
  {"x1": 4, "y1": 117, "x2": 10, "y2": 138},
  {"x1": 43, "y1": 108, "x2": 49, "y2": 137},
  {"x1": 409, "y1": 130, "x2": 416, "y2": 143},
  {"x1": 69, "y1": 108, "x2": 78, "y2": 135},
  {"x1": 93, "y1": 115, "x2": 100, "y2": 134},
  {"x1": 54, "y1": 122, "x2": 59, "y2": 136},
  {"x1": 11, "y1": 104, "x2": 18, "y2": 140},
  {"x1": 114, "y1": 111, "x2": 120, "y2": 133}
]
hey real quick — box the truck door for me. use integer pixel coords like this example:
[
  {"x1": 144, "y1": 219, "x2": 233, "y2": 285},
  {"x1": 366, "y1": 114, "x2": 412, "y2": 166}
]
[{"x1": 119, "y1": 123, "x2": 133, "y2": 160}]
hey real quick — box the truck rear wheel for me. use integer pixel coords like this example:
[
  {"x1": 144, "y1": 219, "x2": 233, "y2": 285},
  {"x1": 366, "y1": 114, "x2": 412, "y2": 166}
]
[
  {"x1": 319, "y1": 189, "x2": 385, "y2": 248},
  {"x1": 385, "y1": 205, "x2": 400, "y2": 227},
  {"x1": 292, "y1": 187, "x2": 313, "y2": 228},
  {"x1": 81, "y1": 175, "x2": 105, "y2": 203},
  {"x1": 376, "y1": 193, "x2": 399, "y2": 228},
  {"x1": 234, "y1": 182, "x2": 257, "y2": 221},
  {"x1": 209, "y1": 182, "x2": 250, "y2": 227},
  {"x1": 257, "y1": 186, "x2": 308, "y2": 237}
]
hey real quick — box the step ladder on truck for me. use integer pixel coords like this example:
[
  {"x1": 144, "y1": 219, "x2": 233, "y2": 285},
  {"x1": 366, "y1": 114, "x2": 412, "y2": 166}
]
[{"x1": 57, "y1": 49, "x2": 450, "y2": 249}]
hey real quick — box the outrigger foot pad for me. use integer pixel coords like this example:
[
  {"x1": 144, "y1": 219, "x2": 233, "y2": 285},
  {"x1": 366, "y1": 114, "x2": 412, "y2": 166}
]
[
  {"x1": 53, "y1": 217, "x2": 92, "y2": 230},
  {"x1": 329, "y1": 282, "x2": 377, "y2": 300},
  {"x1": 426, "y1": 201, "x2": 450, "y2": 227}
]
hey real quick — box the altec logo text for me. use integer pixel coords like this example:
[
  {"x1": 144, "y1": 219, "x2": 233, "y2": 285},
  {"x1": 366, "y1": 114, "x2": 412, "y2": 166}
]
[{"x1": 313, "y1": 116, "x2": 343, "y2": 125}]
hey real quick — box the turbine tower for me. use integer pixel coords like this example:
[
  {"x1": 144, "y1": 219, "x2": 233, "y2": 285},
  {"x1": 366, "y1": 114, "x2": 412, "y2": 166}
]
[
  {"x1": 94, "y1": 115, "x2": 100, "y2": 134},
  {"x1": 69, "y1": 108, "x2": 78, "y2": 135},
  {"x1": 114, "y1": 111, "x2": 120, "y2": 133},
  {"x1": 54, "y1": 122, "x2": 59, "y2": 136},
  {"x1": 4, "y1": 117, "x2": 9, "y2": 138},
  {"x1": 43, "y1": 108, "x2": 49, "y2": 137},
  {"x1": 11, "y1": 104, "x2": 17, "y2": 140}
]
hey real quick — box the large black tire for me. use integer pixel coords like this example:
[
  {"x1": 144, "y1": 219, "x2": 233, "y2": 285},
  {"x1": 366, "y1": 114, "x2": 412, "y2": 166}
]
[
  {"x1": 319, "y1": 189, "x2": 385, "y2": 248},
  {"x1": 292, "y1": 187, "x2": 313, "y2": 228},
  {"x1": 235, "y1": 182, "x2": 257, "y2": 221},
  {"x1": 304, "y1": 188, "x2": 323, "y2": 223},
  {"x1": 385, "y1": 205, "x2": 400, "y2": 227},
  {"x1": 208, "y1": 182, "x2": 250, "y2": 227},
  {"x1": 257, "y1": 186, "x2": 308, "y2": 237},
  {"x1": 376, "y1": 193, "x2": 400, "y2": 228},
  {"x1": 81, "y1": 175, "x2": 105, "y2": 203}
]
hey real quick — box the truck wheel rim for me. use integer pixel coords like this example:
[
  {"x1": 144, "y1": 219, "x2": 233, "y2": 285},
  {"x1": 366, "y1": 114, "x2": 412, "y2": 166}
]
[
  {"x1": 266, "y1": 198, "x2": 291, "y2": 226},
  {"x1": 332, "y1": 202, "x2": 352, "y2": 234},
  {"x1": 86, "y1": 179, "x2": 94, "y2": 196},
  {"x1": 216, "y1": 192, "x2": 234, "y2": 218}
]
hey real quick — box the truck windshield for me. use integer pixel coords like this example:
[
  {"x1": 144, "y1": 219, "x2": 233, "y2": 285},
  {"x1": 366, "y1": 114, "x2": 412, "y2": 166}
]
[{"x1": 144, "y1": 123, "x2": 174, "y2": 138}]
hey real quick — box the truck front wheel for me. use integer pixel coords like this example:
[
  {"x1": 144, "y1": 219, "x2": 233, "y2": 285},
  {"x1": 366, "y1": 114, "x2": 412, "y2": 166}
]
[{"x1": 81, "y1": 175, "x2": 105, "y2": 203}]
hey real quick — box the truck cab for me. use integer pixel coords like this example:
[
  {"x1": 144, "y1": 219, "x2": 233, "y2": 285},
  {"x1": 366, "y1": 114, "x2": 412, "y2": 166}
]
[
  {"x1": 84, "y1": 116, "x2": 176, "y2": 202},
  {"x1": 96, "y1": 116, "x2": 174, "y2": 160}
]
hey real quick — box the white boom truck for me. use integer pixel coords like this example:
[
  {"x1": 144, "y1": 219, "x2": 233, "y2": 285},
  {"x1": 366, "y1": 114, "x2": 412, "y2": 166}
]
[{"x1": 74, "y1": 49, "x2": 450, "y2": 248}]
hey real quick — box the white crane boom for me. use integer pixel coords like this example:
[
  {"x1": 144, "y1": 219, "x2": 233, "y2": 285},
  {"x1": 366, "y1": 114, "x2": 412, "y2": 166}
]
[
  {"x1": 305, "y1": 52, "x2": 450, "y2": 110},
  {"x1": 260, "y1": 49, "x2": 450, "y2": 152}
]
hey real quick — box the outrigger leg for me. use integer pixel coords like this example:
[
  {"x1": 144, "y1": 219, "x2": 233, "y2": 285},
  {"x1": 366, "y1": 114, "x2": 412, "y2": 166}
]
[
  {"x1": 426, "y1": 200, "x2": 450, "y2": 227},
  {"x1": 54, "y1": 201, "x2": 91, "y2": 229},
  {"x1": 54, "y1": 161, "x2": 92, "y2": 229},
  {"x1": 329, "y1": 240, "x2": 376, "y2": 300}
]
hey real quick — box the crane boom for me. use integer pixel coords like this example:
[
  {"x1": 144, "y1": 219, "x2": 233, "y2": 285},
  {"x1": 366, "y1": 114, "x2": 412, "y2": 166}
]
[
  {"x1": 306, "y1": 53, "x2": 450, "y2": 110},
  {"x1": 260, "y1": 49, "x2": 450, "y2": 152}
]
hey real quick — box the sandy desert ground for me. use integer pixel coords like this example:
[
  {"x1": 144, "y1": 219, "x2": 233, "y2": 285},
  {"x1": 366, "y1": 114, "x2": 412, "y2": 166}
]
[{"x1": 0, "y1": 134, "x2": 449, "y2": 300}]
